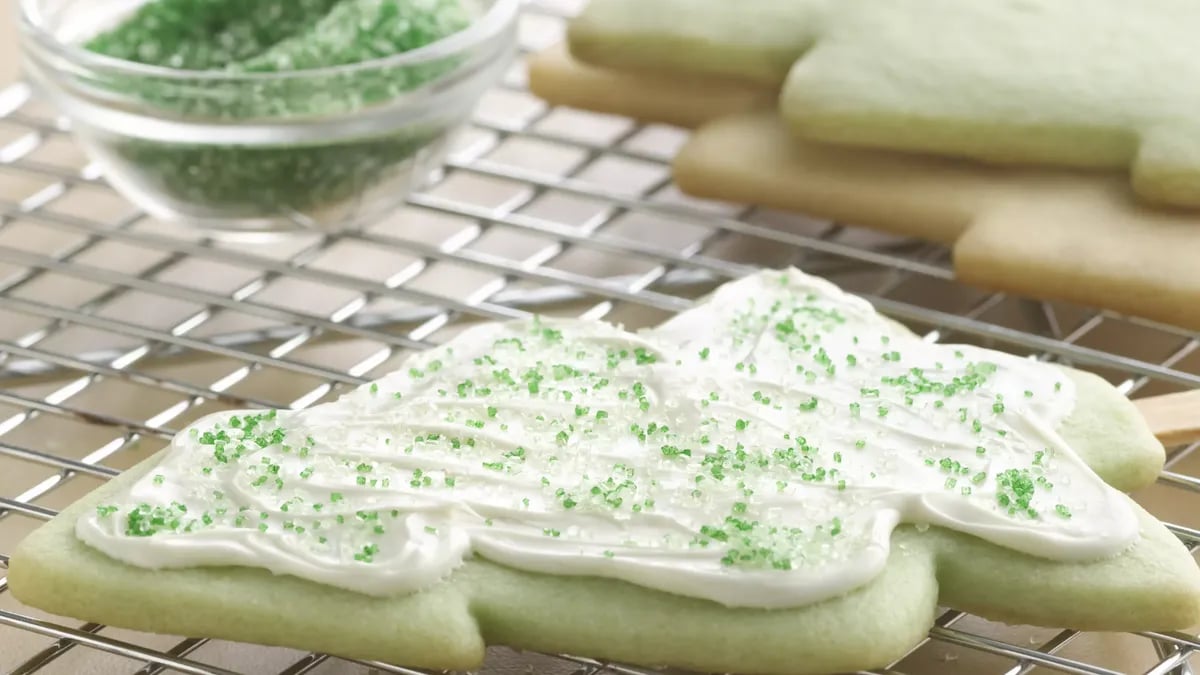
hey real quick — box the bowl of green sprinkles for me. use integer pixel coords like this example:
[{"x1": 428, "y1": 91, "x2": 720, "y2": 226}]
[{"x1": 18, "y1": 0, "x2": 519, "y2": 234}]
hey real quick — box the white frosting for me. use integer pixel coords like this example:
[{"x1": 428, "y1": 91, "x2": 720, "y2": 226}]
[{"x1": 76, "y1": 269, "x2": 1138, "y2": 608}]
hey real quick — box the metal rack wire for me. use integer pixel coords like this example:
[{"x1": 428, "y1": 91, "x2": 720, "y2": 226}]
[{"x1": 1, "y1": 1, "x2": 1199, "y2": 673}]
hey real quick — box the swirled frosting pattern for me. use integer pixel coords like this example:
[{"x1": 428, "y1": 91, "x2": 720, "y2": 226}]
[{"x1": 76, "y1": 269, "x2": 1137, "y2": 608}]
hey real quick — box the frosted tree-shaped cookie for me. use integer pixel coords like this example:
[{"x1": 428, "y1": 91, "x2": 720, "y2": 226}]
[{"x1": 10, "y1": 269, "x2": 1200, "y2": 675}]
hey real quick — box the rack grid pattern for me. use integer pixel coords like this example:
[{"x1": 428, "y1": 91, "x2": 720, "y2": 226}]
[{"x1": 2, "y1": 2, "x2": 1200, "y2": 674}]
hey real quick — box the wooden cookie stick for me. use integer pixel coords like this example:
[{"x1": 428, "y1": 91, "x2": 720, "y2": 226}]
[{"x1": 1135, "y1": 390, "x2": 1200, "y2": 447}]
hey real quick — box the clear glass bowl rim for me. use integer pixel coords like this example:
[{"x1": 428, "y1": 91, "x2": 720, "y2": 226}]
[{"x1": 17, "y1": 0, "x2": 521, "y2": 82}]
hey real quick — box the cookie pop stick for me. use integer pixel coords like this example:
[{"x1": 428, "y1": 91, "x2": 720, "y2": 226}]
[{"x1": 1135, "y1": 390, "x2": 1200, "y2": 446}]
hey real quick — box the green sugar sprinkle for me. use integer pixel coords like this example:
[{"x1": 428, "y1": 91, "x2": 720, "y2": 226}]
[
  {"x1": 354, "y1": 543, "x2": 380, "y2": 563},
  {"x1": 634, "y1": 348, "x2": 657, "y2": 365},
  {"x1": 83, "y1": 0, "x2": 473, "y2": 221},
  {"x1": 996, "y1": 468, "x2": 1039, "y2": 517},
  {"x1": 661, "y1": 445, "x2": 692, "y2": 459}
]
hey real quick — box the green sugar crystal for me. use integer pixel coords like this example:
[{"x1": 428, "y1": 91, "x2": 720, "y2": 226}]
[
  {"x1": 236, "y1": 0, "x2": 473, "y2": 72},
  {"x1": 86, "y1": 0, "x2": 345, "y2": 70},
  {"x1": 84, "y1": 0, "x2": 473, "y2": 225}
]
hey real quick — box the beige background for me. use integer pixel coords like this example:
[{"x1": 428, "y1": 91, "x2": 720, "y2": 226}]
[{"x1": 1, "y1": 0, "x2": 16, "y2": 82}]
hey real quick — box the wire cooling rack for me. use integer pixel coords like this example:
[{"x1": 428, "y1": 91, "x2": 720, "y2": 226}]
[{"x1": 2, "y1": 2, "x2": 1200, "y2": 674}]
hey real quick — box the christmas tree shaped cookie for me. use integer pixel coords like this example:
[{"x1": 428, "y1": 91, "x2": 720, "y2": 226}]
[
  {"x1": 10, "y1": 269, "x2": 1200, "y2": 674},
  {"x1": 569, "y1": 0, "x2": 1200, "y2": 208}
]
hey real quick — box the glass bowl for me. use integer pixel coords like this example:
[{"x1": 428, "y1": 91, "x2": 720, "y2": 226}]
[{"x1": 17, "y1": 0, "x2": 519, "y2": 235}]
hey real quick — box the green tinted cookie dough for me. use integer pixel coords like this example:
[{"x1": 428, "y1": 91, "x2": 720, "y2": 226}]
[{"x1": 86, "y1": 0, "x2": 472, "y2": 224}]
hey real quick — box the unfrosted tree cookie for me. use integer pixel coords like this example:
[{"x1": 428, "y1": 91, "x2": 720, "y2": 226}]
[
  {"x1": 568, "y1": 0, "x2": 1200, "y2": 209},
  {"x1": 526, "y1": 49, "x2": 1200, "y2": 332},
  {"x1": 10, "y1": 269, "x2": 1200, "y2": 675}
]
